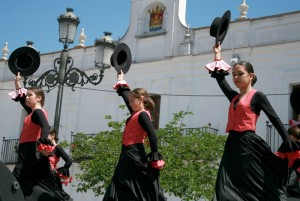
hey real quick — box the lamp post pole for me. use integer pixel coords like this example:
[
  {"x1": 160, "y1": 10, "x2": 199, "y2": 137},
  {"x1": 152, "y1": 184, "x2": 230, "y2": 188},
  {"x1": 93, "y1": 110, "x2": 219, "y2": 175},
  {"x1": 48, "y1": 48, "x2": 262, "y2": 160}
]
[{"x1": 53, "y1": 48, "x2": 68, "y2": 133}]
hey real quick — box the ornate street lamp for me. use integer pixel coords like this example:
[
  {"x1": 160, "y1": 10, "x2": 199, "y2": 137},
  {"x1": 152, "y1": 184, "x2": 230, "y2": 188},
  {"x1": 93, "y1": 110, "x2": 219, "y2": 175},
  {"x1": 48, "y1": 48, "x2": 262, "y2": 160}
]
[
  {"x1": 95, "y1": 31, "x2": 116, "y2": 69},
  {"x1": 58, "y1": 8, "x2": 80, "y2": 49},
  {"x1": 22, "y1": 8, "x2": 116, "y2": 134}
]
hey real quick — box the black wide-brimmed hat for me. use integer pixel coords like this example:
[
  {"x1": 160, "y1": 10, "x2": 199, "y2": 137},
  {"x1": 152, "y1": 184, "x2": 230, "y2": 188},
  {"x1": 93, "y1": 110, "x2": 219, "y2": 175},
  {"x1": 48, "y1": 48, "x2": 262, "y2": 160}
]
[
  {"x1": 291, "y1": 87, "x2": 300, "y2": 114},
  {"x1": 210, "y1": 10, "x2": 231, "y2": 46},
  {"x1": 110, "y1": 43, "x2": 132, "y2": 74},
  {"x1": 8, "y1": 46, "x2": 40, "y2": 76}
]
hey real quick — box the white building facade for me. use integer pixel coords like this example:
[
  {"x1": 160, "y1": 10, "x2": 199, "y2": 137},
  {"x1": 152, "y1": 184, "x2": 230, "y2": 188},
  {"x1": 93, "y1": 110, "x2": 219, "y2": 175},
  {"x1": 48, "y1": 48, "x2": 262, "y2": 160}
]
[{"x1": 0, "y1": 0, "x2": 300, "y2": 200}]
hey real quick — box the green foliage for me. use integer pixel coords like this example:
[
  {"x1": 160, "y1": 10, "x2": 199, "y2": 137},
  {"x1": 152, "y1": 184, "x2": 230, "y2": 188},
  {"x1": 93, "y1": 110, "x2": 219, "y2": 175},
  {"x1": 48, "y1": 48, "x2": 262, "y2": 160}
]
[
  {"x1": 58, "y1": 140, "x2": 70, "y2": 148},
  {"x1": 70, "y1": 110, "x2": 227, "y2": 201},
  {"x1": 157, "y1": 112, "x2": 227, "y2": 201},
  {"x1": 70, "y1": 114, "x2": 125, "y2": 195}
]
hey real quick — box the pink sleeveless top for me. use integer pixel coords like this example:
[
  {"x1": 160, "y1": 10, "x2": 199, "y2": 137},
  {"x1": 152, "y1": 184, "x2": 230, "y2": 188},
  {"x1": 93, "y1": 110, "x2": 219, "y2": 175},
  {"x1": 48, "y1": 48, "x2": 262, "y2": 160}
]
[
  {"x1": 122, "y1": 110, "x2": 150, "y2": 146},
  {"x1": 20, "y1": 109, "x2": 48, "y2": 143},
  {"x1": 226, "y1": 89, "x2": 259, "y2": 133}
]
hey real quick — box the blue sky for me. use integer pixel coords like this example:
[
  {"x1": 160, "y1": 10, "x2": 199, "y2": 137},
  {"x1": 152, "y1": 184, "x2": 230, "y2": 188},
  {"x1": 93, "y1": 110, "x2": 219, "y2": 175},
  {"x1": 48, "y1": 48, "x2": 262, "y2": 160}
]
[{"x1": 1, "y1": 0, "x2": 300, "y2": 54}]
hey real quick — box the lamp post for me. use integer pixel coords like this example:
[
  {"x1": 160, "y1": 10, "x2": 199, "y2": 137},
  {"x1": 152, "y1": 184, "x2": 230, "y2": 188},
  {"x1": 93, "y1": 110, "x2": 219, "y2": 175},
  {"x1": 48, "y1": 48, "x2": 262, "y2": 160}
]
[{"x1": 23, "y1": 8, "x2": 116, "y2": 134}]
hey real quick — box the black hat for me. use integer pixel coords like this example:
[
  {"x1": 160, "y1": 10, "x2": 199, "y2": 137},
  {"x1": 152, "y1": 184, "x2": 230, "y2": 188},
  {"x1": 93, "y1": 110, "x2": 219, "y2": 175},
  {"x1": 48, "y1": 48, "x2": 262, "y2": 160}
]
[
  {"x1": 8, "y1": 46, "x2": 40, "y2": 76},
  {"x1": 110, "y1": 43, "x2": 132, "y2": 74},
  {"x1": 210, "y1": 10, "x2": 231, "y2": 46},
  {"x1": 291, "y1": 87, "x2": 300, "y2": 114}
]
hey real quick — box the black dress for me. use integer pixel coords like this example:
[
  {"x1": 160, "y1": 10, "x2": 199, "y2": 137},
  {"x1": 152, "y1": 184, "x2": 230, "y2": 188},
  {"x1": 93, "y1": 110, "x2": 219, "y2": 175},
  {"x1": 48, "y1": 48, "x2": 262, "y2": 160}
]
[
  {"x1": 212, "y1": 75, "x2": 289, "y2": 201},
  {"x1": 102, "y1": 85, "x2": 166, "y2": 201},
  {"x1": 10, "y1": 89, "x2": 72, "y2": 201}
]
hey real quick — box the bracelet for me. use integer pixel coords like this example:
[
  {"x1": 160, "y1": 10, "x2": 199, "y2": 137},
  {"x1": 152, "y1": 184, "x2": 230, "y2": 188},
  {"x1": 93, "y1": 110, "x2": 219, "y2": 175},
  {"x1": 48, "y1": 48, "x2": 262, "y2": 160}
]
[{"x1": 214, "y1": 58, "x2": 222, "y2": 61}]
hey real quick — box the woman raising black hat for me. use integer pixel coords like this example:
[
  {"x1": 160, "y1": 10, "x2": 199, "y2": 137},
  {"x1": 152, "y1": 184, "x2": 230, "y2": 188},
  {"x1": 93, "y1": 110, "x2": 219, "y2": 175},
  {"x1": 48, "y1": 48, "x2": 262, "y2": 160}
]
[{"x1": 205, "y1": 42, "x2": 298, "y2": 201}]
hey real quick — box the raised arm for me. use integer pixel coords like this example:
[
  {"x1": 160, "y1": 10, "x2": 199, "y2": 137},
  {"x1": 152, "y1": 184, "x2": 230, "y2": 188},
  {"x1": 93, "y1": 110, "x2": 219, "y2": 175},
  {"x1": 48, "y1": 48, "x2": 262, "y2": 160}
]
[
  {"x1": 11, "y1": 72, "x2": 32, "y2": 113},
  {"x1": 14, "y1": 72, "x2": 22, "y2": 89},
  {"x1": 114, "y1": 71, "x2": 133, "y2": 114},
  {"x1": 210, "y1": 43, "x2": 238, "y2": 101},
  {"x1": 216, "y1": 75, "x2": 238, "y2": 102}
]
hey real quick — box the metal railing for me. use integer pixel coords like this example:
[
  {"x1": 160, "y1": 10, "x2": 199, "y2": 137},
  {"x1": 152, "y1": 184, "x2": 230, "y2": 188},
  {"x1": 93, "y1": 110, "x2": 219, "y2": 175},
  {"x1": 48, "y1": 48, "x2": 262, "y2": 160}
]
[
  {"x1": 181, "y1": 127, "x2": 219, "y2": 136},
  {"x1": 1, "y1": 137, "x2": 19, "y2": 164},
  {"x1": 1, "y1": 126, "x2": 219, "y2": 164},
  {"x1": 265, "y1": 121, "x2": 291, "y2": 152},
  {"x1": 1, "y1": 122, "x2": 293, "y2": 164},
  {"x1": 70, "y1": 126, "x2": 220, "y2": 144},
  {"x1": 70, "y1": 133, "x2": 96, "y2": 143}
]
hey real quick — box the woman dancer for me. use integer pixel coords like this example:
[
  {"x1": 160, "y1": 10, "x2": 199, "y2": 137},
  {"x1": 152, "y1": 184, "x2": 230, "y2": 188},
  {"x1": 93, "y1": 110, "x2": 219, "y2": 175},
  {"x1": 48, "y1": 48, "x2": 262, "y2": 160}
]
[
  {"x1": 48, "y1": 127, "x2": 73, "y2": 200},
  {"x1": 276, "y1": 126, "x2": 300, "y2": 200},
  {"x1": 102, "y1": 71, "x2": 166, "y2": 201},
  {"x1": 9, "y1": 72, "x2": 71, "y2": 201},
  {"x1": 205, "y1": 43, "x2": 296, "y2": 201}
]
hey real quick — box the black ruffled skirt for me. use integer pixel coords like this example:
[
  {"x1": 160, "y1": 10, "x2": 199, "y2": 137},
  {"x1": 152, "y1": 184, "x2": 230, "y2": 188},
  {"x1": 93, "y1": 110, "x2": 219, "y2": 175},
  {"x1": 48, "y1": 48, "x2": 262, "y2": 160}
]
[
  {"x1": 213, "y1": 131, "x2": 288, "y2": 201},
  {"x1": 13, "y1": 142, "x2": 72, "y2": 201},
  {"x1": 103, "y1": 143, "x2": 166, "y2": 201}
]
